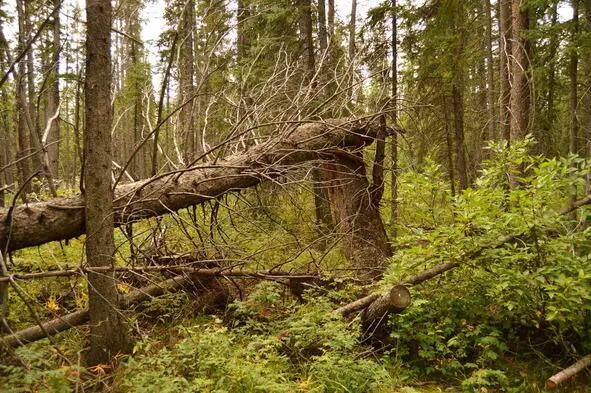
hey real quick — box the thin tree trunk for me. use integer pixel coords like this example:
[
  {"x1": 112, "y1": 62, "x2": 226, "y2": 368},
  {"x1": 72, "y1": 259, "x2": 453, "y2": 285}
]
[
  {"x1": 348, "y1": 0, "x2": 357, "y2": 61},
  {"x1": 584, "y1": 0, "x2": 591, "y2": 192},
  {"x1": 84, "y1": 0, "x2": 129, "y2": 366},
  {"x1": 318, "y1": 0, "x2": 327, "y2": 55},
  {"x1": 499, "y1": 0, "x2": 512, "y2": 141},
  {"x1": 299, "y1": 0, "x2": 332, "y2": 235},
  {"x1": 483, "y1": 0, "x2": 495, "y2": 141},
  {"x1": 179, "y1": 0, "x2": 197, "y2": 163},
  {"x1": 15, "y1": 0, "x2": 31, "y2": 199},
  {"x1": 509, "y1": 0, "x2": 530, "y2": 139},
  {"x1": 543, "y1": 3, "x2": 558, "y2": 153},
  {"x1": 452, "y1": 4, "x2": 468, "y2": 190},
  {"x1": 569, "y1": 0, "x2": 579, "y2": 218},
  {"x1": 390, "y1": 0, "x2": 399, "y2": 236},
  {"x1": 44, "y1": 0, "x2": 60, "y2": 179},
  {"x1": 328, "y1": 0, "x2": 334, "y2": 40},
  {"x1": 453, "y1": 85, "x2": 468, "y2": 190}
]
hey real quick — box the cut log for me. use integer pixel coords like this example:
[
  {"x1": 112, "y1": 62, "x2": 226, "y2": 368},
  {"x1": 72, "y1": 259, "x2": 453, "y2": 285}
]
[
  {"x1": 547, "y1": 354, "x2": 591, "y2": 389},
  {"x1": 361, "y1": 284, "x2": 411, "y2": 323},
  {"x1": 0, "y1": 118, "x2": 382, "y2": 252},
  {"x1": 360, "y1": 285, "x2": 411, "y2": 344}
]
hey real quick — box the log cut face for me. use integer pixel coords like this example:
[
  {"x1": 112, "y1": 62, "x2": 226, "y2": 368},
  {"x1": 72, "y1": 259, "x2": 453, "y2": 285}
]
[
  {"x1": 0, "y1": 118, "x2": 380, "y2": 252},
  {"x1": 322, "y1": 151, "x2": 393, "y2": 282}
]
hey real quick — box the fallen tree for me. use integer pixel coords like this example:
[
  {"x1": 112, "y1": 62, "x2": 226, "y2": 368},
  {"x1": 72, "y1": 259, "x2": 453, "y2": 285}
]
[
  {"x1": 337, "y1": 193, "x2": 591, "y2": 333},
  {"x1": 0, "y1": 118, "x2": 382, "y2": 253},
  {"x1": 0, "y1": 269, "x2": 319, "y2": 348},
  {"x1": 547, "y1": 354, "x2": 591, "y2": 389}
]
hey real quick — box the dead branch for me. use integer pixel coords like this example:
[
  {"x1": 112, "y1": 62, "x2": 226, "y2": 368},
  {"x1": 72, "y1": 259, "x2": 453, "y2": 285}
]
[{"x1": 0, "y1": 265, "x2": 316, "y2": 283}]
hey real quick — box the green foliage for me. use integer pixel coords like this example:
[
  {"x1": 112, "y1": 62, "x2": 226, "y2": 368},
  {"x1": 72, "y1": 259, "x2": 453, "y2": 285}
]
[
  {"x1": 386, "y1": 138, "x2": 591, "y2": 388},
  {"x1": 117, "y1": 290, "x2": 396, "y2": 393}
]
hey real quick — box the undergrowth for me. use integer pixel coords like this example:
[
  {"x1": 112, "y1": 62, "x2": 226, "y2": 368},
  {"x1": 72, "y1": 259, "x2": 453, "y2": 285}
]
[{"x1": 1, "y1": 137, "x2": 591, "y2": 392}]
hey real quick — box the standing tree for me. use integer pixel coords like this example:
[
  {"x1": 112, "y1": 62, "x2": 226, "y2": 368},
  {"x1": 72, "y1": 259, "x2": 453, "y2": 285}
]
[
  {"x1": 499, "y1": 0, "x2": 512, "y2": 141},
  {"x1": 84, "y1": 0, "x2": 129, "y2": 366},
  {"x1": 509, "y1": 0, "x2": 531, "y2": 139}
]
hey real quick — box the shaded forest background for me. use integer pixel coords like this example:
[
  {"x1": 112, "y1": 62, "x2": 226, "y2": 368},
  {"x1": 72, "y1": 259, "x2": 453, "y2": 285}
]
[{"x1": 0, "y1": 0, "x2": 590, "y2": 391}]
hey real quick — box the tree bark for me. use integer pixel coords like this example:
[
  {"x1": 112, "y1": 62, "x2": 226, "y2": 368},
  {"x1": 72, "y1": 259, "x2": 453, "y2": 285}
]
[
  {"x1": 0, "y1": 118, "x2": 382, "y2": 253},
  {"x1": 483, "y1": 0, "x2": 495, "y2": 141},
  {"x1": 360, "y1": 284, "x2": 410, "y2": 339},
  {"x1": 84, "y1": 0, "x2": 129, "y2": 365},
  {"x1": 322, "y1": 150, "x2": 392, "y2": 282},
  {"x1": 584, "y1": 0, "x2": 591, "y2": 192},
  {"x1": 498, "y1": 0, "x2": 512, "y2": 141},
  {"x1": 15, "y1": 0, "x2": 31, "y2": 199},
  {"x1": 509, "y1": 0, "x2": 530, "y2": 139},
  {"x1": 547, "y1": 354, "x2": 591, "y2": 389},
  {"x1": 569, "y1": 0, "x2": 579, "y2": 217},
  {"x1": 391, "y1": 0, "x2": 399, "y2": 236},
  {"x1": 178, "y1": 0, "x2": 197, "y2": 162},
  {"x1": 44, "y1": 0, "x2": 61, "y2": 179},
  {"x1": 348, "y1": 0, "x2": 357, "y2": 61}
]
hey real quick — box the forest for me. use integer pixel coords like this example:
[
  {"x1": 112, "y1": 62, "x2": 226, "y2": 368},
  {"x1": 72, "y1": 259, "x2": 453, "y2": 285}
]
[{"x1": 0, "y1": 0, "x2": 590, "y2": 391}]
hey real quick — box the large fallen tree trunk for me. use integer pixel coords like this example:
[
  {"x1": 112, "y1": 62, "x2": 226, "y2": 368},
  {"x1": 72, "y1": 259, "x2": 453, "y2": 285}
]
[{"x1": 0, "y1": 118, "x2": 382, "y2": 252}]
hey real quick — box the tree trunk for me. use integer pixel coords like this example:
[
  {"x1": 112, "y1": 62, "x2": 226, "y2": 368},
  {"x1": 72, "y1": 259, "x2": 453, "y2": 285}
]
[
  {"x1": 543, "y1": 3, "x2": 558, "y2": 153},
  {"x1": 547, "y1": 354, "x2": 591, "y2": 389},
  {"x1": 584, "y1": 0, "x2": 591, "y2": 192},
  {"x1": 0, "y1": 118, "x2": 382, "y2": 253},
  {"x1": 452, "y1": 4, "x2": 468, "y2": 190},
  {"x1": 15, "y1": 0, "x2": 31, "y2": 199},
  {"x1": 348, "y1": 0, "x2": 357, "y2": 61},
  {"x1": 483, "y1": 0, "x2": 495, "y2": 141},
  {"x1": 569, "y1": 0, "x2": 579, "y2": 217},
  {"x1": 498, "y1": 0, "x2": 512, "y2": 141},
  {"x1": 299, "y1": 0, "x2": 315, "y2": 84},
  {"x1": 299, "y1": 0, "x2": 333, "y2": 235},
  {"x1": 179, "y1": 0, "x2": 197, "y2": 163},
  {"x1": 360, "y1": 284, "x2": 411, "y2": 344},
  {"x1": 84, "y1": 0, "x2": 129, "y2": 366},
  {"x1": 318, "y1": 0, "x2": 327, "y2": 55},
  {"x1": 391, "y1": 0, "x2": 399, "y2": 236},
  {"x1": 44, "y1": 0, "x2": 60, "y2": 179},
  {"x1": 322, "y1": 151, "x2": 392, "y2": 282},
  {"x1": 509, "y1": 0, "x2": 530, "y2": 139},
  {"x1": 453, "y1": 85, "x2": 468, "y2": 191}
]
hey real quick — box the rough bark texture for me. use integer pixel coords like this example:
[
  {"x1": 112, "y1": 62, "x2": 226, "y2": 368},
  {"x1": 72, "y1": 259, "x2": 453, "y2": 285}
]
[
  {"x1": 483, "y1": 0, "x2": 495, "y2": 141},
  {"x1": 391, "y1": 0, "x2": 399, "y2": 236},
  {"x1": 509, "y1": 0, "x2": 530, "y2": 139},
  {"x1": 0, "y1": 118, "x2": 381, "y2": 253},
  {"x1": 84, "y1": 0, "x2": 129, "y2": 365},
  {"x1": 45, "y1": 0, "x2": 60, "y2": 178},
  {"x1": 498, "y1": 0, "x2": 512, "y2": 140},
  {"x1": 179, "y1": 0, "x2": 197, "y2": 161},
  {"x1": 585, "y1": 0, "x2": 591, "y2": 192},
  {"x1": 322, "y1": 150, "x2": 392, "y2": 282}
]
